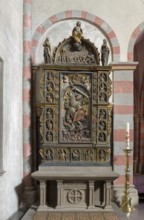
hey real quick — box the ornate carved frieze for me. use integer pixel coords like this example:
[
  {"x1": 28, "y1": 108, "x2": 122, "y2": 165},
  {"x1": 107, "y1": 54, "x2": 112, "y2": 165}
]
[{"x1": 40, "y1": 146, "x2": 111, "y2": 164}]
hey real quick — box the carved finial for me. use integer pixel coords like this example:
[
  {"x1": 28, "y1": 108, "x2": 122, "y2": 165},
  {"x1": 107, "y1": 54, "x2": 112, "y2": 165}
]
[
  {"x1": 101, "y1": 39, "x2": 109, "y2": 66},
  {"x1": 43, "y1": 37, "x2": 51, "y2": 64}
]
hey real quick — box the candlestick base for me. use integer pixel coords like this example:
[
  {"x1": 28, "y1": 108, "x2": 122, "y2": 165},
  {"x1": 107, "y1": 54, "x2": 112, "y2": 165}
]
[{"x1": 120, "y1": 196, "x2": 133, "y2": 214}]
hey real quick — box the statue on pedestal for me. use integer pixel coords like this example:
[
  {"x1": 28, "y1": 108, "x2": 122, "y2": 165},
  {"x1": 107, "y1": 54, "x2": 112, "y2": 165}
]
[
  {"x1": 72, "y1": 21, "x2": 83, "y2": 51},
  {"x1": 43, "y1": 37, "x2": 51, "y2": 64},
  {"x1": 101, "y1": 39, "x2": 109, "y2": 66}
]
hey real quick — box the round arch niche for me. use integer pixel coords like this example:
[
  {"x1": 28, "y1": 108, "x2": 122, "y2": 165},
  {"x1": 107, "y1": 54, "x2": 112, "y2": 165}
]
[
  {"x1": 34, "y1": 20, "x2": 112, "y2": 65},
  {"x1": 32, "y1": 10, "x2": 120, "y2": 65}
]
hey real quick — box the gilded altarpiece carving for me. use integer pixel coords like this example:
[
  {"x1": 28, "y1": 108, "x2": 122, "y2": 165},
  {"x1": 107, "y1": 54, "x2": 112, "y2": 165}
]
[
  {"x1": 34, "y1": 66, "x2": 112, "y2": 166},
  {"x1": 33, "y1": 21, "x2": 113, "y2": 167},
  {"x1": 31, "y1": 22, "x2": 119, "y2": 211}
]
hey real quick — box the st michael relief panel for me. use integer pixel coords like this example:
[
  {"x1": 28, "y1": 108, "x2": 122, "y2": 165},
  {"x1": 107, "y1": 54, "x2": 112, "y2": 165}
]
[
  {"x1": 60, "y1": 72, "x2": 91, "y2": 143},
  {"x1": 33, "y1": 21, "x2": 113, "y2": 166}
]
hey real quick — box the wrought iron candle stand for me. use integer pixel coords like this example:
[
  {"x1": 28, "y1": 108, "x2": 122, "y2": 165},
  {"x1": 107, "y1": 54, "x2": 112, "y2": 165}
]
[{"x1": 120, "y1": 147, "x2": 133, "y2": 215}]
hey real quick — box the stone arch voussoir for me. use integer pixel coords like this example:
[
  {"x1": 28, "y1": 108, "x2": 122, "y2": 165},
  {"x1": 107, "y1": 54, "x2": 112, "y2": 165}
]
[{"x1": 128, "y1": 21, "x2": 144, "y2": 61}]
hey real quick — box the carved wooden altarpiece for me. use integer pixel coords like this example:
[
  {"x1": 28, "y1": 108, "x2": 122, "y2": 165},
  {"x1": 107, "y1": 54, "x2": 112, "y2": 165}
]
[
  {"x1": 34, "y1": 65, "x2": 112, "y2": 166},
  {"x1": 32, "y1": 22, "x2": 118, "y2": 211}
]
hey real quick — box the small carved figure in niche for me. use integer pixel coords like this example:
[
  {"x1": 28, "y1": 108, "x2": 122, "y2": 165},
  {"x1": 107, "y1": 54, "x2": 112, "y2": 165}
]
[
  {"x1": 98, "y1": 132, "x2": 106, "y2": 142},
  {"x1": 60, "y1": 49, "x2": 67, "y2": 63},
  {"x1": 46, "y1": 82, "x2": 53, "y2": 92},
  {"x1": 46, "y1": 131, "x2": 53, "y2": 142},
  {"x1": 72, "y1": 149, "x2": 80, "y2": 161},
  {"x1": 46, "y1": 120, "x2": 53, "y2": 130},
  {"x1": 39, "y1": 148, "x2": 44, "y2": 162},
  {"x1": 58, "y1": 149, "x2": 66, "y2": 161},
  {"x1": 46, "y1": 108, "x2": 53, "y2": 119},
  {"x1": 46, "y1": 93, "x2": 53, "y2": 103},
  {"x1": 46, "y1": 71, "x2": 54, "y2": 81},
  {"x1": 106, "y1": 148, "x2": 111, "y2": 162},
  {"x1": 82, "y1": 75, "x2": 91, "y2": 90},
  {"x1": 101, "y1": 39, "x2": 109, "y2": 66},
  {"x1": 99, "y1": 92, "x2": 107, "y2": 102},
  {"x1": 43, "y1": 37, "x2": 51, "y2": 64},
  {"x1": 86, "y1": 53, "x2": 95, "y2": 64},
  {"x1": 45, "y1": 149, "x2": 53, "y2": 160},
  {"x1": 99, "y1": 109, "x2": 106, "y2": 119},
  {"x1": 99, "y1": 83, "x2": 107, "y2": 92},
  {"x1": 99, "y1": 121, "x2": 106, "y2": 131},
  {"x1": 93, "y1": 94, "x2": 97, "y2": 101},
  {"x1": 85, "y1": 130, "x2": 90, "y2": 139},
  {"x1": 72, "y1": 21, "x2": 83, "y2": 51},
  {"x1": 62, "y1": 75, "x2": 70, "y2": 89},
  {"x1": 99, "y1": 149, "x2": 106, "y2": 162},
  {"x1": 86, "y1": 149, "x2": 94, "y2": 161},
  {"x1": 99, "y1": 73, "x2": 107, "y2": 82}
]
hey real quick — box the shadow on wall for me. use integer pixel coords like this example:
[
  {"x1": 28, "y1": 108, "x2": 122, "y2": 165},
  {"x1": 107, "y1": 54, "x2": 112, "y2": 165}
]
[{"x1": 7, "y1": 183, "x2": 27, "y2": 220}]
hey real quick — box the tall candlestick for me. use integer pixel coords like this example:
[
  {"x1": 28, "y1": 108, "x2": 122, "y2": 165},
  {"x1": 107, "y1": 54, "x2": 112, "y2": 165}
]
[{"x1": 126, "y1": 123, "x2": 130, "y2": 149}]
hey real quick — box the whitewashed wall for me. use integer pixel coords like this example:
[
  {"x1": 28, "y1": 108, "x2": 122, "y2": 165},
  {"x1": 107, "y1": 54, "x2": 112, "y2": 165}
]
[
  {"x1": 0, "y1": 0, "x2": 143, "y2": 219},
  {"x1": 0, "y1": 1, "x2": 23, "y2": 219},
  {"x1": 32, "y1": 0, "x2": 144, "y2": 61}
]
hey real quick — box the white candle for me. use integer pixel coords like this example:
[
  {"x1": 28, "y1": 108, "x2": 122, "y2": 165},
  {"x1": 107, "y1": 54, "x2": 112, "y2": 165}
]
[
  {"x1": 126, "y1": 122, "x2": 129, "y2": 133},
  {"x1": 126, "y1": 122, "x2": 130, "y2": 149}
]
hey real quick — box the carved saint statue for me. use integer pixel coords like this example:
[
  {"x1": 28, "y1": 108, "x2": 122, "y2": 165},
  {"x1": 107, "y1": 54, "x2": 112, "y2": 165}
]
[
  {"x1": 43, "y1": 37, "x2": 51, "y2": 64},
  {"x1": 46, "y1": 149, "x2": 53, "y2": 160},
  {"x1": 64, "y1": 90, "x2": 86, "y2": 130},
  {"x1": 101, "y1": 39, "x2": 109, "y2": 66},
  {"x1": 72, "y1": 21, "x2": 83, "y2": 51}
]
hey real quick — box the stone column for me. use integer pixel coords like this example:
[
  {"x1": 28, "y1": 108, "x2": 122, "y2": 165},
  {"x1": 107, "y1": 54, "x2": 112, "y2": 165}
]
[
  {"x1": 39, "y1": 180, "x2": 47, "y2": 209},
  {"x1": 104, "y1": 181, "x2": 112, "y2": 209},
  {"x1": 56, "y1": 180, "x2": 63, "y2": 209},
  {"x1": 88, "y1": 180, "x2": 95, "y2": 209}
]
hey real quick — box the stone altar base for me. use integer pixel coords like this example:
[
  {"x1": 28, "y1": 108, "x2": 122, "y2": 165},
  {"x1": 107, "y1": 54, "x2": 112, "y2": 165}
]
[
  {"x1": 33, "y1": 211, "x2": 119, "y2": 220},
  {"x1": 32, "y1": 166, "x2": 119, "y2": 211}
]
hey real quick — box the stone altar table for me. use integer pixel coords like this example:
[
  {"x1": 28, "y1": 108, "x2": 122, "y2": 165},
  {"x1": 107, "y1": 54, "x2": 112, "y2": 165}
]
[{"x1": 32, "y1": 166, "x2": 118, "y2": 211}]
